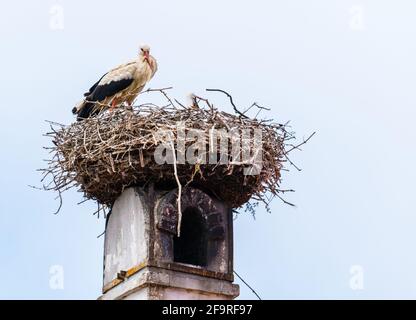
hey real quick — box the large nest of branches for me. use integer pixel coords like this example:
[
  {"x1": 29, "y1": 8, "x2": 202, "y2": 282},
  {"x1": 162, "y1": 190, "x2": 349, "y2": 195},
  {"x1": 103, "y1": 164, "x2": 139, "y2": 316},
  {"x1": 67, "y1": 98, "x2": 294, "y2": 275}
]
[{"x1": 41, "y1": 89, "x2": 310, "y2": 214}]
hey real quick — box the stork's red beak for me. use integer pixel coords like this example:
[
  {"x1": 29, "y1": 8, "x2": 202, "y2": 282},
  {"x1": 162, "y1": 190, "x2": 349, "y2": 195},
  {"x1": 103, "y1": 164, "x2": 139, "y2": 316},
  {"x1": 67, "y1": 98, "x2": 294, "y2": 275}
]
[{"x1": 144, "y1": 51, "x2": 150, "y2": 63}]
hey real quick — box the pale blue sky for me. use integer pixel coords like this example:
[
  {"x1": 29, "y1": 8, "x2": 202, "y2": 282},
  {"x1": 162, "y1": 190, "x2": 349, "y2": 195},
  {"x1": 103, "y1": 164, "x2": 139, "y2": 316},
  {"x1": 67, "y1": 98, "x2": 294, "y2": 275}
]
[{"x1": 1, "y1": 0, "x2": 416, "y2": 299}]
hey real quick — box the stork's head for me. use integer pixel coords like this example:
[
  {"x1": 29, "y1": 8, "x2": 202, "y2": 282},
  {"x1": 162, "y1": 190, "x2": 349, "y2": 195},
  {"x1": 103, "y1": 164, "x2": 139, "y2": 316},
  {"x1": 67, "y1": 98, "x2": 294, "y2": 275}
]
[{"x1": 139, "y1": 44, "x2": 151, "y2": 63}]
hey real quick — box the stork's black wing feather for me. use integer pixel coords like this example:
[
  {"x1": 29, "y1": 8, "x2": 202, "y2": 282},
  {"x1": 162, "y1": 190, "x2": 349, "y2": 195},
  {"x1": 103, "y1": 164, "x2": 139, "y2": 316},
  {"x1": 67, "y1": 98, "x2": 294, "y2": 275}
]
[
  {"x1": 77, "y1": 101, "x2": 97, "y2": 121},
  {"x1": 84, "y1": 73, "x2": 108, "y2": 97},
  {"x1": 87, "y1": 78, "x2": 134, "y2": 102}
]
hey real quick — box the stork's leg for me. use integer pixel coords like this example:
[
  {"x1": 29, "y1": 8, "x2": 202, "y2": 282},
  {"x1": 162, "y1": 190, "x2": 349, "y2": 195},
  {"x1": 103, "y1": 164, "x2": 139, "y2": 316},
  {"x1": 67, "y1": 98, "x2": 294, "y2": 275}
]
[{"x1": 110, "y1": 98, "x2": 118, "y2": 111}]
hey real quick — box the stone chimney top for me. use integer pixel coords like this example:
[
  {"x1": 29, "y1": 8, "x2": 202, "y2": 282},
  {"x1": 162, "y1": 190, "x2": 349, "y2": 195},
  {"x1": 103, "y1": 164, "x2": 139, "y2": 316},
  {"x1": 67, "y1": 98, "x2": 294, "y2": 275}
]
[{"x1": 99, "y1": 186, "x2": 239, "y2": 300}]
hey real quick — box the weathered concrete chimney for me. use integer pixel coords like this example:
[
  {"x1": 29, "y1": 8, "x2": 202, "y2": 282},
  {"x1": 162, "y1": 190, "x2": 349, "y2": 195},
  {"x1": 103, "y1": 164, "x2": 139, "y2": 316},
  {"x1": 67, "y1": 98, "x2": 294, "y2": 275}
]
[{"x1": 98, "y1": 186, "x2": 239, "y2": 300}]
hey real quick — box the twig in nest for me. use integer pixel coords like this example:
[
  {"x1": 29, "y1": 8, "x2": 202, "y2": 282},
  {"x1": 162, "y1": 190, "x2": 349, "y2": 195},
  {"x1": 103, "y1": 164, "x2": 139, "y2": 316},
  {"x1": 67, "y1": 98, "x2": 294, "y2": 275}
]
[
  {"x1": 284, "y1": 153, "x2": 302, "y2": 172},
  {"x1": 206, "y1": 88, "x2": 249, "y2": 118},
  {"x1": 170, "y1": 139, "x2": 183, "y2": 237},
  {"x1": 53, "y1": 188, "x2": 63, "y2": 215},
  {"x1": 286, "y1": 132, "x2": 316, "y2": 153},
  {"x1": 244, "y1": 102, "x2": 271, "y2": 119},
  {"x1": 140, "y1": 86, "x2": 173, "y2": 93}
]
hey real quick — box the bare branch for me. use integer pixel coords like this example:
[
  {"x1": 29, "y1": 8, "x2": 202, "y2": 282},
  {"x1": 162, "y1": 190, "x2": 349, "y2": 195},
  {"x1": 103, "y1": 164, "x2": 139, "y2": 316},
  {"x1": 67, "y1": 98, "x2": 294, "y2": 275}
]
[
  {"x1": 206, "y1": 88, "x2": 249, "y2": 118},
  {"x1": 286, "y1": 131, "x2": 316, "y2": 154}
]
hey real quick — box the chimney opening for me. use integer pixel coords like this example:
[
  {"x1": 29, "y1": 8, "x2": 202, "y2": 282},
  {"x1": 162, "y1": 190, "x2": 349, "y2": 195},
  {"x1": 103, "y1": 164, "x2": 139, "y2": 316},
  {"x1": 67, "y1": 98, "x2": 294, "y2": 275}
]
[{"x1": 173, "y1": 207, "x2": 207, "y2": 267}]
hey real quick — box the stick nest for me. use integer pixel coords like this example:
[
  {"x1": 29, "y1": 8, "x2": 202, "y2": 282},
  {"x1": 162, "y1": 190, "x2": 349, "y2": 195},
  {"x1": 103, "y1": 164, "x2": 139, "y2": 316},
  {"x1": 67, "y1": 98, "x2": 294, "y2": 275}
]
[{"x1": 41, "y1": 89, "x2": 303, "y2": 215}]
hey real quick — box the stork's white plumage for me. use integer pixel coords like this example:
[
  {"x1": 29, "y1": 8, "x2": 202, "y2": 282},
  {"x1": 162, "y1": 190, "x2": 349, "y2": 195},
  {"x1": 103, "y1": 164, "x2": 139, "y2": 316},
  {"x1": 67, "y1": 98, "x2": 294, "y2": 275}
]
[{"x1": 73, "y1": 45, "x2": 157, "y2": 120}]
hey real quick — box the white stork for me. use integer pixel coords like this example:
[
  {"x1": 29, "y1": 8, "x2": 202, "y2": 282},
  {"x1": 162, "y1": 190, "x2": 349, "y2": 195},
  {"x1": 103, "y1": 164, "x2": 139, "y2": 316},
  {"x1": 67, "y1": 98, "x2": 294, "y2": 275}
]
[{"x1": 73, "y1": 45, "x2": 157, "y2": 121}]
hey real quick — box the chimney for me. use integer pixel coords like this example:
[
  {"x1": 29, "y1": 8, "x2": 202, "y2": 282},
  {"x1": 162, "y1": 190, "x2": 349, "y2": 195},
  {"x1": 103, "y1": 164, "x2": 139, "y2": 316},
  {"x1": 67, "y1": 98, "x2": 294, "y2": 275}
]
[{"x1": 98, "y1": 186, "x2": 239, "y2": 300}]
